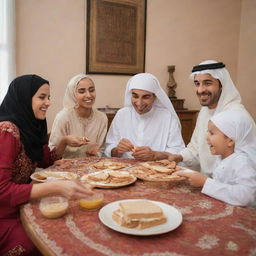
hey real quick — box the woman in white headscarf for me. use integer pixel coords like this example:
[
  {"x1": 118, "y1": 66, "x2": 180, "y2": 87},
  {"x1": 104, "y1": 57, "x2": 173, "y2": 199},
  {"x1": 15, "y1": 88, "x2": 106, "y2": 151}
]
[
  {"x1": 104, "y1": 73, "x2": 185, "y2": 160},
  {"x1": 176, "y1": 109, "x2": 256, "y2": 206},
  {"x1": 49, "y1": 74, "x2": 108, "y2": 158}
]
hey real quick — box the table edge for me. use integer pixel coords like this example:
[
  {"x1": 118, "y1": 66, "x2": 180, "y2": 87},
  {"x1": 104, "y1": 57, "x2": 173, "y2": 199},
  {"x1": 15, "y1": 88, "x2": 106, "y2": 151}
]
[{"x1": 20, "y1": 206, "x2": 56, "y2": 256}]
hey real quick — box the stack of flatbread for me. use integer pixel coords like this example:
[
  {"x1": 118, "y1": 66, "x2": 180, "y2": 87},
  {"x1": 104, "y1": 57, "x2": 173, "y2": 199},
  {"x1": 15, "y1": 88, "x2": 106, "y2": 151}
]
[
  {"x1": 53, "y1": 159, "x2": 73, "y2": 169},
  {"x1": 81, "y1": 170, "x2": 135, "y2": 185},
  {"x1": 130, "y1": 160, "x2": 185, "y2": 182},
  {"x1": 90, "y1": 160, "x2": 128, "y2": 170}
]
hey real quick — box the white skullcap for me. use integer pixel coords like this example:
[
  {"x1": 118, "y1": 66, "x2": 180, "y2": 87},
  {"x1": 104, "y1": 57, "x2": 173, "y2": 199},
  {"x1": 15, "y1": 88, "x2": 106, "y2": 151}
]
[{"x1": 211, "y1": 109, "x2": 256, "y2": 166}]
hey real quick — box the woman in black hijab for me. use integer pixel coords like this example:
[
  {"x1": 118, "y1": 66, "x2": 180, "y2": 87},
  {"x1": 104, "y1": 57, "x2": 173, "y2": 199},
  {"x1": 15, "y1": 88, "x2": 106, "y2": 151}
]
[
  {"x1": 0, "y1": 75, "x2": 92, "y2": 256},
  {"x1": 0, "y1": 74, "x2": 49, "y2": 162}
]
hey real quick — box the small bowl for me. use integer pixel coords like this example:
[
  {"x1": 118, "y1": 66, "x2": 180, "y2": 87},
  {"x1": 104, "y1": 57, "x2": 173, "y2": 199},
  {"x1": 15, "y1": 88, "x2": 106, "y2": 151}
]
[
  {"x1": 78, "y1": 192, "x2": 104, "y2": 211},
  {"x1": 39, "y1": 196, "x2": 68, "y2": 219}
]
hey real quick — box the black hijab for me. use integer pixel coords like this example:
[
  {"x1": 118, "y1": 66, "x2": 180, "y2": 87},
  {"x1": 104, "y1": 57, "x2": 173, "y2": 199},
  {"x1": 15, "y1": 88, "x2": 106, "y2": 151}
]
[{"x1": 0, "y1": 75, "x2": 49, "y2": 162}]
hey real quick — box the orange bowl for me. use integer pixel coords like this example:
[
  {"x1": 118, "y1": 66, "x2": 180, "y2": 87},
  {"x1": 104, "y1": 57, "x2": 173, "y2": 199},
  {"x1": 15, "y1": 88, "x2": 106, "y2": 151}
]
[{"x1": 78, "y1": 192, "x2": 104, "y2": 210}]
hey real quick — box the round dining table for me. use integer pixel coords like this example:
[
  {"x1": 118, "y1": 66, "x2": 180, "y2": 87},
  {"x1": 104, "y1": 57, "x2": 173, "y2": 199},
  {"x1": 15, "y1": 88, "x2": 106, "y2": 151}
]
[{"x1": 20, "y1": 157, "x2": 256, "y2": 256}]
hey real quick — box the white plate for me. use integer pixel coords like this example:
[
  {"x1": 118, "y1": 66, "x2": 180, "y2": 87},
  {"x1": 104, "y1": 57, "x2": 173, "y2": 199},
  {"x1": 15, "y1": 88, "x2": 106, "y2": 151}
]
[
  {"x1": 98, "y1": 199, "x2": 182, "y2": 236},
  {"x1": 80, "y1": 170, "x2": 137, "y2": 188},
  {"x1": 30, "y1": 171, "x2": 78, "y2": 183}
]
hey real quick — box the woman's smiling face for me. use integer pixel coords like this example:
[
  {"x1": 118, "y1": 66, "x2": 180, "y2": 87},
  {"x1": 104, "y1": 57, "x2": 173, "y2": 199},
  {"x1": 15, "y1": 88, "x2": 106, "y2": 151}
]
[
  {"x1": 75, "y1": 78, "x2": 96, "y2": 109},
  {"x1": 32, "y1": 83, "x2": 50, "y2": 120}
]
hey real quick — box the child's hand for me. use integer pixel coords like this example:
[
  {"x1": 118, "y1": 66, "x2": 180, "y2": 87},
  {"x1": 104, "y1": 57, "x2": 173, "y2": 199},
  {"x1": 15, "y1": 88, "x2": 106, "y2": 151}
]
[{"x1": 175, "y1": 170, "x2": 207, "y2": 187}]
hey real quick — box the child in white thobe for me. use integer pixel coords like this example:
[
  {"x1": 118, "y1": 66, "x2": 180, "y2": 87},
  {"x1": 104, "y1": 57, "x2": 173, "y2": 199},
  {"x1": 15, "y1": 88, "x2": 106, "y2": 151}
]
[{"x1": 176, "y1": 109, "x2": 256, "y2": 206}]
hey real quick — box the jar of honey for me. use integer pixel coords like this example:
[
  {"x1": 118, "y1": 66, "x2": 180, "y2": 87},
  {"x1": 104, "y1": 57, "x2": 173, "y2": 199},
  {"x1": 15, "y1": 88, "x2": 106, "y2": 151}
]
[{"x1": 39, "y1": 196, "x2": 68, "y2": 218}]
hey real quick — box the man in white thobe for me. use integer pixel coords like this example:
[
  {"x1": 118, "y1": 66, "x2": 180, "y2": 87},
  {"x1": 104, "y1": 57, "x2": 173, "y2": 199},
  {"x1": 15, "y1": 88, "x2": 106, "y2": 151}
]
[
  {"x1": 104, "y1": 73, "x2": 185, "y2": 161},
  {"x1": 169, "y1": 60, "x2": 256, "y2": 176}
]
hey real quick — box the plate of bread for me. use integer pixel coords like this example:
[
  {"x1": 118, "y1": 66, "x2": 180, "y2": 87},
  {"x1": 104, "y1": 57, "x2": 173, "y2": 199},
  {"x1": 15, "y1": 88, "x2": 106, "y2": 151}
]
[
  {"x1": 130, "y1": 160, "x2": 187, "y2": 182},
  {"x1": 99, "y1": 199, "x2": 182, "y2": 235},
  {"x1": 31, "y1": 171, "x2": 78, "y2": 183},
  {"x1": 80, "y1": 170, "x2": 137, "y2": 188}
]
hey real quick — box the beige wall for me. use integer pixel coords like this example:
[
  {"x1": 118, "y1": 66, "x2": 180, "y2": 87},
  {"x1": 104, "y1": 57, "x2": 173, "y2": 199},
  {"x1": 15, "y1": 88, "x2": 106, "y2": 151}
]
[
  {"x1": 16, "y1": 0, "x2": 255, "y2": 131},
  {"x1": 237, "y1": 0, "x2": 256, "y2": 119}
]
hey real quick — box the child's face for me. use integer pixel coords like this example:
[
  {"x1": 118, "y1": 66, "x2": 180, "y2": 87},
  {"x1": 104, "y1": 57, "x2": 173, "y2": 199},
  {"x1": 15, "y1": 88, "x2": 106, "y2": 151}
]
[{"x1": 206, "y1": 121, "x2": 234, "y2": 159}]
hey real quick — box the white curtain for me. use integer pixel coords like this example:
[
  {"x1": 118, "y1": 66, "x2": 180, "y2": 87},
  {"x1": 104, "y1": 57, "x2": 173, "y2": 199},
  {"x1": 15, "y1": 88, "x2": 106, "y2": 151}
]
[{"x1": 0, "y1": 0, "x2": 16, "y2": 104}]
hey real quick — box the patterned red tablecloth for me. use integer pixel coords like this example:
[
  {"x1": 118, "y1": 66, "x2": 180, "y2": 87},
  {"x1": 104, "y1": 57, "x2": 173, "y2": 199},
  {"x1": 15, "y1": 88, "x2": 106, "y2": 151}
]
[{"x1": 21, "y1": 158, "x2": 256, "y2": 256}]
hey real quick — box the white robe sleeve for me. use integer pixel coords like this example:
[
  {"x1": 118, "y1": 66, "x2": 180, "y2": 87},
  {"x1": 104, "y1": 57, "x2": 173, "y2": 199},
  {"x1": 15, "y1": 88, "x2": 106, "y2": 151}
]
[
  {"x1": 104, "y1": 111, "x2": 123, "y2": 157},
  {"x1": 180, "y1": 119, "x2": 201, "y2": 170},
  {"x1": 179, "y1": 110, "x2": 216, "y2": 174},
  {"x1": 202, "y1": 156, "x2": 256, "y2": 206},
  {"x1": 165, "y1": 117, "x2": 185, "y2": 154},
  {"x1": 94, "y1": 113, "x2": 108, "y2": 156}
]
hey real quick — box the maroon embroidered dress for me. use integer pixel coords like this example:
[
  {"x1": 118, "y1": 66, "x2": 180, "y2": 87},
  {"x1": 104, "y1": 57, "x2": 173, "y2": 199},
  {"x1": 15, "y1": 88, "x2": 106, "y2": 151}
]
[{"x1": 0, "y1": 122, "x2": 57, "y2": 255}]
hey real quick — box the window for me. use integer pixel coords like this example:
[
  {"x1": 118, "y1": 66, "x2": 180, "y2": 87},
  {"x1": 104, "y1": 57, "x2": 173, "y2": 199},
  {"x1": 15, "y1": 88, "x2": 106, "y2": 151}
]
[{"x1": 0, "y1": 0, "x2": 16, "y2": 103}]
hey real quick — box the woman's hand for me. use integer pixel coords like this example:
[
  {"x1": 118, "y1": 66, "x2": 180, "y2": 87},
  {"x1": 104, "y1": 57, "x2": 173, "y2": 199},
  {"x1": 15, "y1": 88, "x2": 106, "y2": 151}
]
[
  {"x1": 31, "y1": 180, "x2": 94, "y2": 200},
  {"x1": 65, "y1": 135, "x2": 89, "y2": 147},
  {"x1": 55, "y1": 135, "x2": 89, "y2": 158},
  {"x1": 175, "y1": 170, "x2": 207, "y2": 187},
  {"x1": 53, "y1": 180, "x2": 93, "y2": 199}
]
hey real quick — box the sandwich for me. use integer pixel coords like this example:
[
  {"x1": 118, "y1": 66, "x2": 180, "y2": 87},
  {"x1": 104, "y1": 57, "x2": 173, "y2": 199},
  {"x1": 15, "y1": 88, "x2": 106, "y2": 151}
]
[{"x1": 112, "y1": 200, "x2": 167, "y2": 229}]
